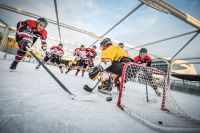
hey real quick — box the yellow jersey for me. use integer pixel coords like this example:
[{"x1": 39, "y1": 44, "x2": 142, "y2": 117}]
[{"x1": 101, "y1": 45, "x2": 130, "y2": 62}]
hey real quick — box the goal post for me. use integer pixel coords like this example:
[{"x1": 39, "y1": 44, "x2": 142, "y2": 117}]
[
  {"x1": 117, "y1": 62, "x2": 167, "y2": 111},
  {"x1": 116, "y1": 62, "x2": 200, "y2": 129}
]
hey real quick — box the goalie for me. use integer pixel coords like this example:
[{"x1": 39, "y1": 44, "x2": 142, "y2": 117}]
[
  {"x1": 87, "y1": 38, "x2": 133, "y2": 93},
  {"x1": 35, "y1": 43, "x2": 64, "y2": 73}
]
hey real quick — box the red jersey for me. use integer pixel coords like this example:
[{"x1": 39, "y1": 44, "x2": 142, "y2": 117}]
[
  {"x1": 86, "y1": 48, "x2": 97, "y2": 59},
  {"x1": 73, "y1": 48, "x2": 87, "y2": 60},
  {"x1": 50, "y1": 46, "x2": 64, "y2": 56},
  {"x1": 134, "y1": 55, "x2": 152, "y2": 67},
  {"x1": 17, "y1": 20, "x2": 47, "y2": 45}
]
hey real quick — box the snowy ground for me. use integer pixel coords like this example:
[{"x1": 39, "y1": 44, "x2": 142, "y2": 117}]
[{"x1": 0, "y1": 56, "x2": 200, "y2": 133}]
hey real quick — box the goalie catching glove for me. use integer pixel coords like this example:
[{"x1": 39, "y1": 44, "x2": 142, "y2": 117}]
[{"x1": 88, "y1": 65, "x2": 103, "y2": 80}]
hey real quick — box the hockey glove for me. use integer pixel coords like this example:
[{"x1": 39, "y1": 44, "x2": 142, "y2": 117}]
[
  {"x1": 41, "y1": 44, "x2": 47, "y2": 51},
  {"x1": 18, "y1": 37, "x2": 32, "y2": 50},
  {"x1": 20, "y1": 42, "x2": 31, "y2": 51},
  {"x1": 88, "y1": 65, "x2": 103, "y2": 80}
]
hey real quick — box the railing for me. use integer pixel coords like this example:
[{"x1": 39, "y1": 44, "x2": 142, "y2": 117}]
[{"x1": 170, "y1": 79, "x2": 200, "y2": 96}]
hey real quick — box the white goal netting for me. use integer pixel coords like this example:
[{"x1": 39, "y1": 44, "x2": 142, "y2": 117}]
[{"x1": 117, "y1": 62, "x2": 200, "y2": 129}]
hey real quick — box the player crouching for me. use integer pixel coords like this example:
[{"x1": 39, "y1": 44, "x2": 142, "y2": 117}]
[
  {"x1": 87, "y1": 38, "x2": 133, "y2": 94},
  {"x1": 36, "y1": 43, "x2": 64, "y2": 73}
]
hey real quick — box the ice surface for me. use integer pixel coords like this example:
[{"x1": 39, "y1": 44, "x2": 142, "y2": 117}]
[{"x1": 0, "y1": 58, "x2": 200, "y2": 133}]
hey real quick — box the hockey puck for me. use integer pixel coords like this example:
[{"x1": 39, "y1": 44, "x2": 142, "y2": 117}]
[
  {"x1": 106, "y1": 97, "x2": 112, "y2": 101},
  {"x1": 158, "y1": 121, "x2": 163, "y2": 125}
]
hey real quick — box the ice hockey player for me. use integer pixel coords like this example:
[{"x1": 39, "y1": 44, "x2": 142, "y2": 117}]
[
  {"x1": 88, "y1": 38, "x2": 133, "y2": 93},
  {"x1": 10, "y1": 17, "x2": 48, "y2": 70},
  {"x1": 134, "y1": 48, "x2": 161, "y2": 96},
  {"x1": 35, "y1": 43, "x2": 64, "y2": 73},
  {"x1": 65, "y1": 45, "x2": 87, "y2": 77},
  {"x1": 86, "y1": 45, "x2": 97, "y2": 68},
  {"x1": 118, "y1": 42, "x2": 124, "y2": 49},
  {"x1": 65, "y1": 60, "x2": 77, "y2": 74}
]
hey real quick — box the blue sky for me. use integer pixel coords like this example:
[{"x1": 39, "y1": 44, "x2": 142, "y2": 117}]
[{"x1": 0, "y1": 0, "x2": 200, "y2": 72}]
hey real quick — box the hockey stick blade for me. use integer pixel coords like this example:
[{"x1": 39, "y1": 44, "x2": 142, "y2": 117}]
[
  {"x1": 83, "y1": 79, "x2": 101, "y2": 92},
  {"x1": 83, "y1": 85, "x2": 93, "y2": 92}
]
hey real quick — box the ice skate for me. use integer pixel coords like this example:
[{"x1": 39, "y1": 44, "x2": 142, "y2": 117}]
[{"x1": 10, "y1": 61, "x2": 18, "y2": 70}]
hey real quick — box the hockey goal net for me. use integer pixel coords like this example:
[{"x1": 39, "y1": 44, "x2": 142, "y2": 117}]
[{"x1": 117, "y1": 62, "x2": 200, "y2": 129}]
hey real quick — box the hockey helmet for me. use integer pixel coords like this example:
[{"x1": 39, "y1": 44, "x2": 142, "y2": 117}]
[
  {"x1": 118, "y1": 42, "x2": 124, "y2": 48},
  {"x1": 92, "y1": 45, "x2": 97, "y2": 49},
  {"x1": 100, "y1": 38, "x2": 112, "y2": 48},
  {"x1": 80, "y1": 44, "x2": 85, "y2": 48},
  {"x1": 37, "y1": 17, "x2": 48, "y2": 27},
  {"x1": 139, "y1": 48, "x2": 147, "y2": 53},
  {"x1": 58, "y1": 43, "x2": 63, "y2": 48}
]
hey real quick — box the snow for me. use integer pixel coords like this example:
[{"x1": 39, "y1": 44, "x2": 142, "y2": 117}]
[{"x1": 0, "y1": 56, "x2": 200, "y2": 133}]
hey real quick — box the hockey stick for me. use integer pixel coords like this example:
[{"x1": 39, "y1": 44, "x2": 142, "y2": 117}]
[
  {"x1": 83, "y1": 79, "x2": 101, "y2": 92},
  {"x1": 84, "y1": 79, "x2": 113, "y2": 102},
  {"x1": 145, "y1": 81, "x2": 149, "y2": 103},
  {"x1": 136, "y1": 70, "x2": 149, "y2": 103},
  {"x1": 27, "y1": 47, "x2": 75, "y2": 97}
]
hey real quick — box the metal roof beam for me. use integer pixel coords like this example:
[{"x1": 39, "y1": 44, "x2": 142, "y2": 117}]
[
  {"x1": 141, "y1": 0, "x2": 200, "y2": 29},
  {"x1": 0, "y1": 3, "x2": 101, "y2": 39}
]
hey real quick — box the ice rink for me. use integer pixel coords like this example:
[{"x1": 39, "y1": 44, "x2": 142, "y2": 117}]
[{"x1": 0, "y1": 58, "x2": 200, "y2": 133}]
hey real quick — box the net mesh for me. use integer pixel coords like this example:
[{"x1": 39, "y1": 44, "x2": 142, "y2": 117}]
[{"x1": 117, "y1": 62, "x2": 200, "y2": 128}]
